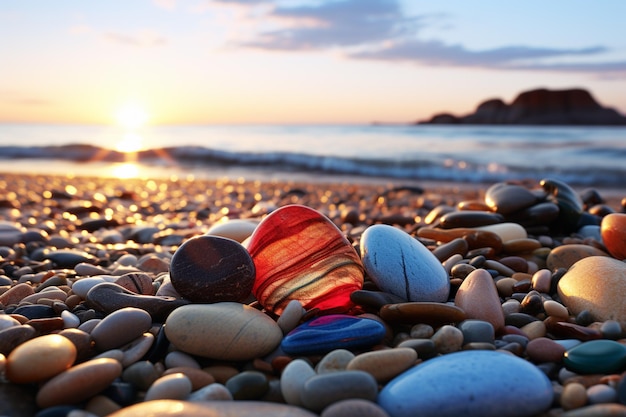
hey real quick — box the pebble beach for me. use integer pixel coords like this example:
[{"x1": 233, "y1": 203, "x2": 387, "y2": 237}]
[{"x1": 1, "y1": 171, "x2": 626, "y2": 417}]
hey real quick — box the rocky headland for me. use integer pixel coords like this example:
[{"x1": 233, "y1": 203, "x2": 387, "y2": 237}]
[{"x1": 419, "y1": 88, "x2": 626, "y2": 125}]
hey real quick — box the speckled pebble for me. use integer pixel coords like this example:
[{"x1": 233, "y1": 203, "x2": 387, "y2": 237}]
[{"x1": 431, "y1": 324, "x2": 464, "y2": 354}]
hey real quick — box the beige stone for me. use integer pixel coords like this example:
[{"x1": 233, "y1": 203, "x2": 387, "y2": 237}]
[
  {"x1": 165, "y1": 303, "x2": 282, "y2": 361},
  {"x1": 557, "y1": 256, "x2": 626, "y2": 327},
  {"x1": 347, "y1": 347, "x2": 417, "y2": 382}
]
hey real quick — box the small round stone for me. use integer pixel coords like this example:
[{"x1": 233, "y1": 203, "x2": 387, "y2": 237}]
[
  {"x1": 301, "y1": 370, "x2": 378, "y2": 413},
  {"x1": 346, "y1": 348, "x2": 417, "y2": 383},
  {"x1": 431, "y1": 324, "x2": 464, "y2": 354},
  {"x1": 281, "y1": 359, "x2": 316, "y2": 406},
  {"x1": 561, "y1": 382, "x2": 588, "y2": 410},
  {"x1": 6, "y1": 334, "x2": 77, "y2": 383},
  {"x1": 169, "y1": 235, "x2": 255, "y2": 303},
  {"x1": 225, "y1": 371, "x2": 269, "y2": 400},
  {"x1": 90, "y1": 307, "x2": 152, "y2": 351},
  {"x1": 144, "y1": 373, "x2": 193, "y2": 401}
]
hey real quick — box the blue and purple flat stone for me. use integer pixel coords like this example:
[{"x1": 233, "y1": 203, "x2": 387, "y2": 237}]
[{"x1": 280, "y1": 314, "x2": 386, "y2": 356}]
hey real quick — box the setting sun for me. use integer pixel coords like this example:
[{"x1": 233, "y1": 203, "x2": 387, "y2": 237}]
[{"x1": 115, "y1": 102, "x2": 149, "y2": 129}]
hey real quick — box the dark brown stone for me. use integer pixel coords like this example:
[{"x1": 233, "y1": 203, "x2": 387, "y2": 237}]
[
  {"x1": 85, "y1": 282, "x2": 189, "y2": 322},
  {"x1": 170, "y1": 235, "x2": 255, "y2": 303},
  {"x1": 438, "y1": 211, "x2": 504, "y2": 229},
  {"x1": 380, "y1": 302, "x2": 466, "y2": 326}
]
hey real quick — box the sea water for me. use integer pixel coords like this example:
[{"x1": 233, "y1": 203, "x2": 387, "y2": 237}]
[{"x1": 0, "y1": 123, "x2": 624, "y2": 186}]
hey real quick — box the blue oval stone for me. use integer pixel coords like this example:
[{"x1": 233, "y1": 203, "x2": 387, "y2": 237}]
[
  {"x1": 280, "y1": 315, "x2": 385, "y2": 356},
  {"x1": 564, "y1": 339, "x2": 626, "y2": 374}
]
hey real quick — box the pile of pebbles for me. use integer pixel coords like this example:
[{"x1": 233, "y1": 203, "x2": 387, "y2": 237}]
[{"x1": 0, "y1": 173, "x2": 625, "y2": 417}]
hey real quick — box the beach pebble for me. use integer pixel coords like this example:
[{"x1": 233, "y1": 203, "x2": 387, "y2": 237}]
[
  {"x1": 247, "y1": 204, "x2": 364, "y2": 315},
  {"x1": 107, "y1": 400, "x2": 318, "y2": 417},
  {"x1": 300, "y1": 370, "x2": 378, "y2": 413},
  {"x1": 5, "y1": 334, "x2": 77, "y2": 383},
  {"x1": 165, "y1": 351, "x2": 201, "y2": 369},
  {"x1": 316, "y1": 349, "x2": 356, "y2": 373},
  {"x1": 71, "y1": 276, "x2": 114, "y2": 298},
  {"x1": 187, "y1": 383, "x2": 233, "y2": 402},
  {"x1": 144, "y1": 373, "x2": 193, "y2": 401},
  {"x1": 547, "y1": 244, "x2": 609, "y2": 270},
  {"x1": 120, "y1": 332, "x2": 154, "y2": 367},
  {"x1": 475, "y1": 222, "x2": 527, "y2": 242},
  {"x1": 281, "y1": 359, "x2": 316, "y2": 406},
  {"x1": 85, "y1": 282, "x2": 189, "y2": 322},
  {"x1": 378, "y1": 350, "x2": 553, "y2": 417},
  {"x1": 281, "y1": 315, "x2": 386, "y2": 356},
  {"x1": 276, "y1": 299, "x2": 305, "y2": 334},
  {"x1": 379, "y1": 302, "x2": 466, "y2": 326},
  {"x1": 485, "y1": 183, "x2": 539, "y2": 214},
  {"x1": 457, "y1": 319, "x2": 495, "y2": 345},
  {"x1": 557, "y1": 256, "x2": 626, "y2": 327},
  {"x1": 431, "y1": 324, "x2": 464, "y2": 354},
  {"x1": 165, "y1": 302, "x2": 282, "y2": 360},
  {"x1": 601, "y1": 213, "x2": 626, "y2": 260},
  {"x1": 36, "y1": 358, "x2": 123, "y2": 408},
  {"x1": 169, "y1": 235, "x2": 255, "y2": 303},
  {"x1": 207, "y1": 218, "x2": 258, "y2": 243},
  {"x1": 360, "y1": 224, "x2": 449, "y2": 302},
  {"x1": 454, "y1": 268, "x2": 505, "y2": 331},
  {"x1": 587, "y1": 384, "x2": 617, "y2": 404},
  {"x1": 564, "y1": 340, "x2": 626, "y2": 374},
  {"x1": 224, "y1": 370, "x2": 269, "y2": 400},
  {"x1": 439, "y1": 211, "x2": 504, "y2": 229},
  {"x1": 114, "y1": 272, "x2": 154, "y2": 295},
  {"x1": 346, "y1": 348, "x2": 417, "y2": 382},
  {"x1": 526, "y1": 337, "x2": 566, "y2": 363},
  {"x1": 561, "y1": 382, "x2": 588, "y2": 410},
  {"x1": 0, "y1": 283, "x2": 35, "y2": 306},
  {"x1": 163, "y1": 367, "x2": 214, "y2": 391},
  {"x1": 321, "y1": 399, "x2": 391, "y2": 417},
  {"x1": 123, "y1": 360, "x2": 161, "y2": 390},
  {"x1": 90, "y1": 307, "x2": 152, "y2": 351}
]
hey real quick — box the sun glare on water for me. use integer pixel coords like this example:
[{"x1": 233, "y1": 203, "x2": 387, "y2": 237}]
[{"x1": 113, "y1": 101, "x2": 150, "y2": 154}]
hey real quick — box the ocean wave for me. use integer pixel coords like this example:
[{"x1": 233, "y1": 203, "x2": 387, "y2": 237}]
[{"x1": 0, "y1": 144, "x2": 624, "y2": 186}]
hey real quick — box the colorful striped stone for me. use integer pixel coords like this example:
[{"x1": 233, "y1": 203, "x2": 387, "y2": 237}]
[{"x1": 247, "y1": 205, "x2": 364, "y2": 315}]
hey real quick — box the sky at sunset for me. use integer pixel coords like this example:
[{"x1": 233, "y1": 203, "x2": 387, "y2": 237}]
[{"x1": 2, "y1": 0, "x2": 626, "y2": 125}]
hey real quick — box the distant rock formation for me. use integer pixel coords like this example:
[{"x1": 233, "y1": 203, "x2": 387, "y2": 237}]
[{"x1": 419, "y1": 88, "x2": 626, "y2": 125}]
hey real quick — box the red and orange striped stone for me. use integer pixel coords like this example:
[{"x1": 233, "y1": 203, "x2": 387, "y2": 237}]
[{"x1": 247, "y1": 205, "x2": 364, "y2": 315}]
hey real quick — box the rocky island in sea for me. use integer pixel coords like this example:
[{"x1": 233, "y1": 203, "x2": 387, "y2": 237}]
[{"x1": 418, "y1": 88, "x2": 626, "y2": 125}]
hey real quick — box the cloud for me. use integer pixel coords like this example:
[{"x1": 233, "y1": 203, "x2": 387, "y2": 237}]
[
  {"x1": 222, "y1": 0, "x2": 626, "y2": 77},
  {"x1": 0, "y1": 91, "x2": 53, "y2": 106},
  {"x1": 104, "y1": 30, "x2": 167, "y2": 47},
  {"x1": 239, "y1": 0, "x2": 415, "y2": 50},
  {"x1": 350, "y1": 40, "x2": 607, "y2": 67}
]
